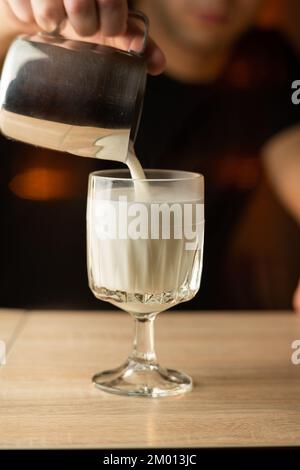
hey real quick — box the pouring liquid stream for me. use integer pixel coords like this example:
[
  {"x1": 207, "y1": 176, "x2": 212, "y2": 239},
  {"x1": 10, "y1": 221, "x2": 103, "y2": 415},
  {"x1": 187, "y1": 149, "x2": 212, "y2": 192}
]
[{"x1": 125, "y1": 144, "x2": 149, "y2": 201}]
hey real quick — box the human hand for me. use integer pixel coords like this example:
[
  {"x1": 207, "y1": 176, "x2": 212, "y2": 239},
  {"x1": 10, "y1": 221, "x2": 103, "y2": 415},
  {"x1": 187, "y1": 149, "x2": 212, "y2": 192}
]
[{"x1": 2, "y1": 0, "x2": 166, "y2": 75}]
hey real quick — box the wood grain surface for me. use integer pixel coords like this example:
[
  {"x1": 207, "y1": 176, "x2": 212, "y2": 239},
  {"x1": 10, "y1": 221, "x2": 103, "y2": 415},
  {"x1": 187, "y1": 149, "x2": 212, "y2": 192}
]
[{"x1": 0, "y1": 310, "x2": 300, "y2": 449}]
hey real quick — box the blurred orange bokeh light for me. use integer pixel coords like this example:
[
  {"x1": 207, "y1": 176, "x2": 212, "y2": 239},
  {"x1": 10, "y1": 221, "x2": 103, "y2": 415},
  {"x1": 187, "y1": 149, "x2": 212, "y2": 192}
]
[{"x1": 9, "y1": 167, "x2": 76, "y2": 201}]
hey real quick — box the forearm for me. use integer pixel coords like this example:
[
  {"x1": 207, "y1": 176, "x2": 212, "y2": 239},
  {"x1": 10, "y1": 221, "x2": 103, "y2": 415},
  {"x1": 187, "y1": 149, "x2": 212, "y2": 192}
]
[
  {"x1": 263, "y1": 125, "x2": 300, "y2": 313},
  {"x1": 263, "y1": 125, "x2": 300, "y2": 226}
]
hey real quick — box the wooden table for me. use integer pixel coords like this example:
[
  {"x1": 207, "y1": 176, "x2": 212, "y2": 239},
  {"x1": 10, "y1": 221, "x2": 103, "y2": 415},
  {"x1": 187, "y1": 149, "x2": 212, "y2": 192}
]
[{"x1": 0, "y1": 309, "x2": 300, "y2": 449}]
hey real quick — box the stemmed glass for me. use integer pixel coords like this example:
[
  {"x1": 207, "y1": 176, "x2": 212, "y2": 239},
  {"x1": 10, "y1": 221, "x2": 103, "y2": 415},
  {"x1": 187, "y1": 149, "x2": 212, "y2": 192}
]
[{"x1": 87, "y1": 169, "x2": 204, "y2": 397}]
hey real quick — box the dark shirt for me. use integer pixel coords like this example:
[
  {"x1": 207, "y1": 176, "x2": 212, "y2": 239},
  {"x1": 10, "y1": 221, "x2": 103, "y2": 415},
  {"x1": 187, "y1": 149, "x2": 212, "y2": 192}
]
[{"x1": 0, "y1": 28, "x2": 299, "y2": 310}]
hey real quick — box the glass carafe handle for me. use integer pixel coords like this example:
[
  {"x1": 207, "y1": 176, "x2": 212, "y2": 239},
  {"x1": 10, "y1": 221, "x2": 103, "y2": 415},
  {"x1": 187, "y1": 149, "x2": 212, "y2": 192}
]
[{"x1": 127, "y1": 10, "x2": 149, "y2": 56}]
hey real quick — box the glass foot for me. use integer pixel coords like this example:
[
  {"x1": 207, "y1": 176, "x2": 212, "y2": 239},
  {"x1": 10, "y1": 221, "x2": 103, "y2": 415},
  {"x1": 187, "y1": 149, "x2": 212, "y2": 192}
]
[{"x1": 92, "y1": 359, "x2": 193, "y2": 397}]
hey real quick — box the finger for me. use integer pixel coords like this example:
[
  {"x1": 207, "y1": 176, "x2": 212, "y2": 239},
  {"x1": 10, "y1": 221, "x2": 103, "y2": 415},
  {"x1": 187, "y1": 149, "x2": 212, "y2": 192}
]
[
  {"x1": 60, "y1": 12, "x2": 167, "y2": 75},
  {"x1": 128, "y1": 35, "x2": 166, "y2": 75},
  {"x1": 31, "y1": 0, "x2": 66, "y2": 32},
  {"x1": 63, "y1": 0, "x2": 99, "y2": 36},
  {"x1": 117, "y1": 23, "x2": 166, "y2": 76},
  {"x1": 97, "y1": 0, "x2": 127, "y2": 37},
  {"x1": 144, "y1": 39, "x2": 166, "y2": 76},
  {"x1": 9, "y1": 0, "x2": 34, "y2": 23}
]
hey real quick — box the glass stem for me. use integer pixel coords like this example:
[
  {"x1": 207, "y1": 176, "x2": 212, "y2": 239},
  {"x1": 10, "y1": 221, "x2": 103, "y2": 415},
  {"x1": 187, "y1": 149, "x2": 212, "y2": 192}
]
[{"x1": 130, "y1": 315, "x2": 157, "y2": 364}]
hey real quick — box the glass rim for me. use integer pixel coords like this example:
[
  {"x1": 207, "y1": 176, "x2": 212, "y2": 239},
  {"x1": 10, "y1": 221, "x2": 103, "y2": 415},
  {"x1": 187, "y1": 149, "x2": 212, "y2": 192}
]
[{"x1": 89, "y1": 168, "x2": 204, "y2": 183}]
